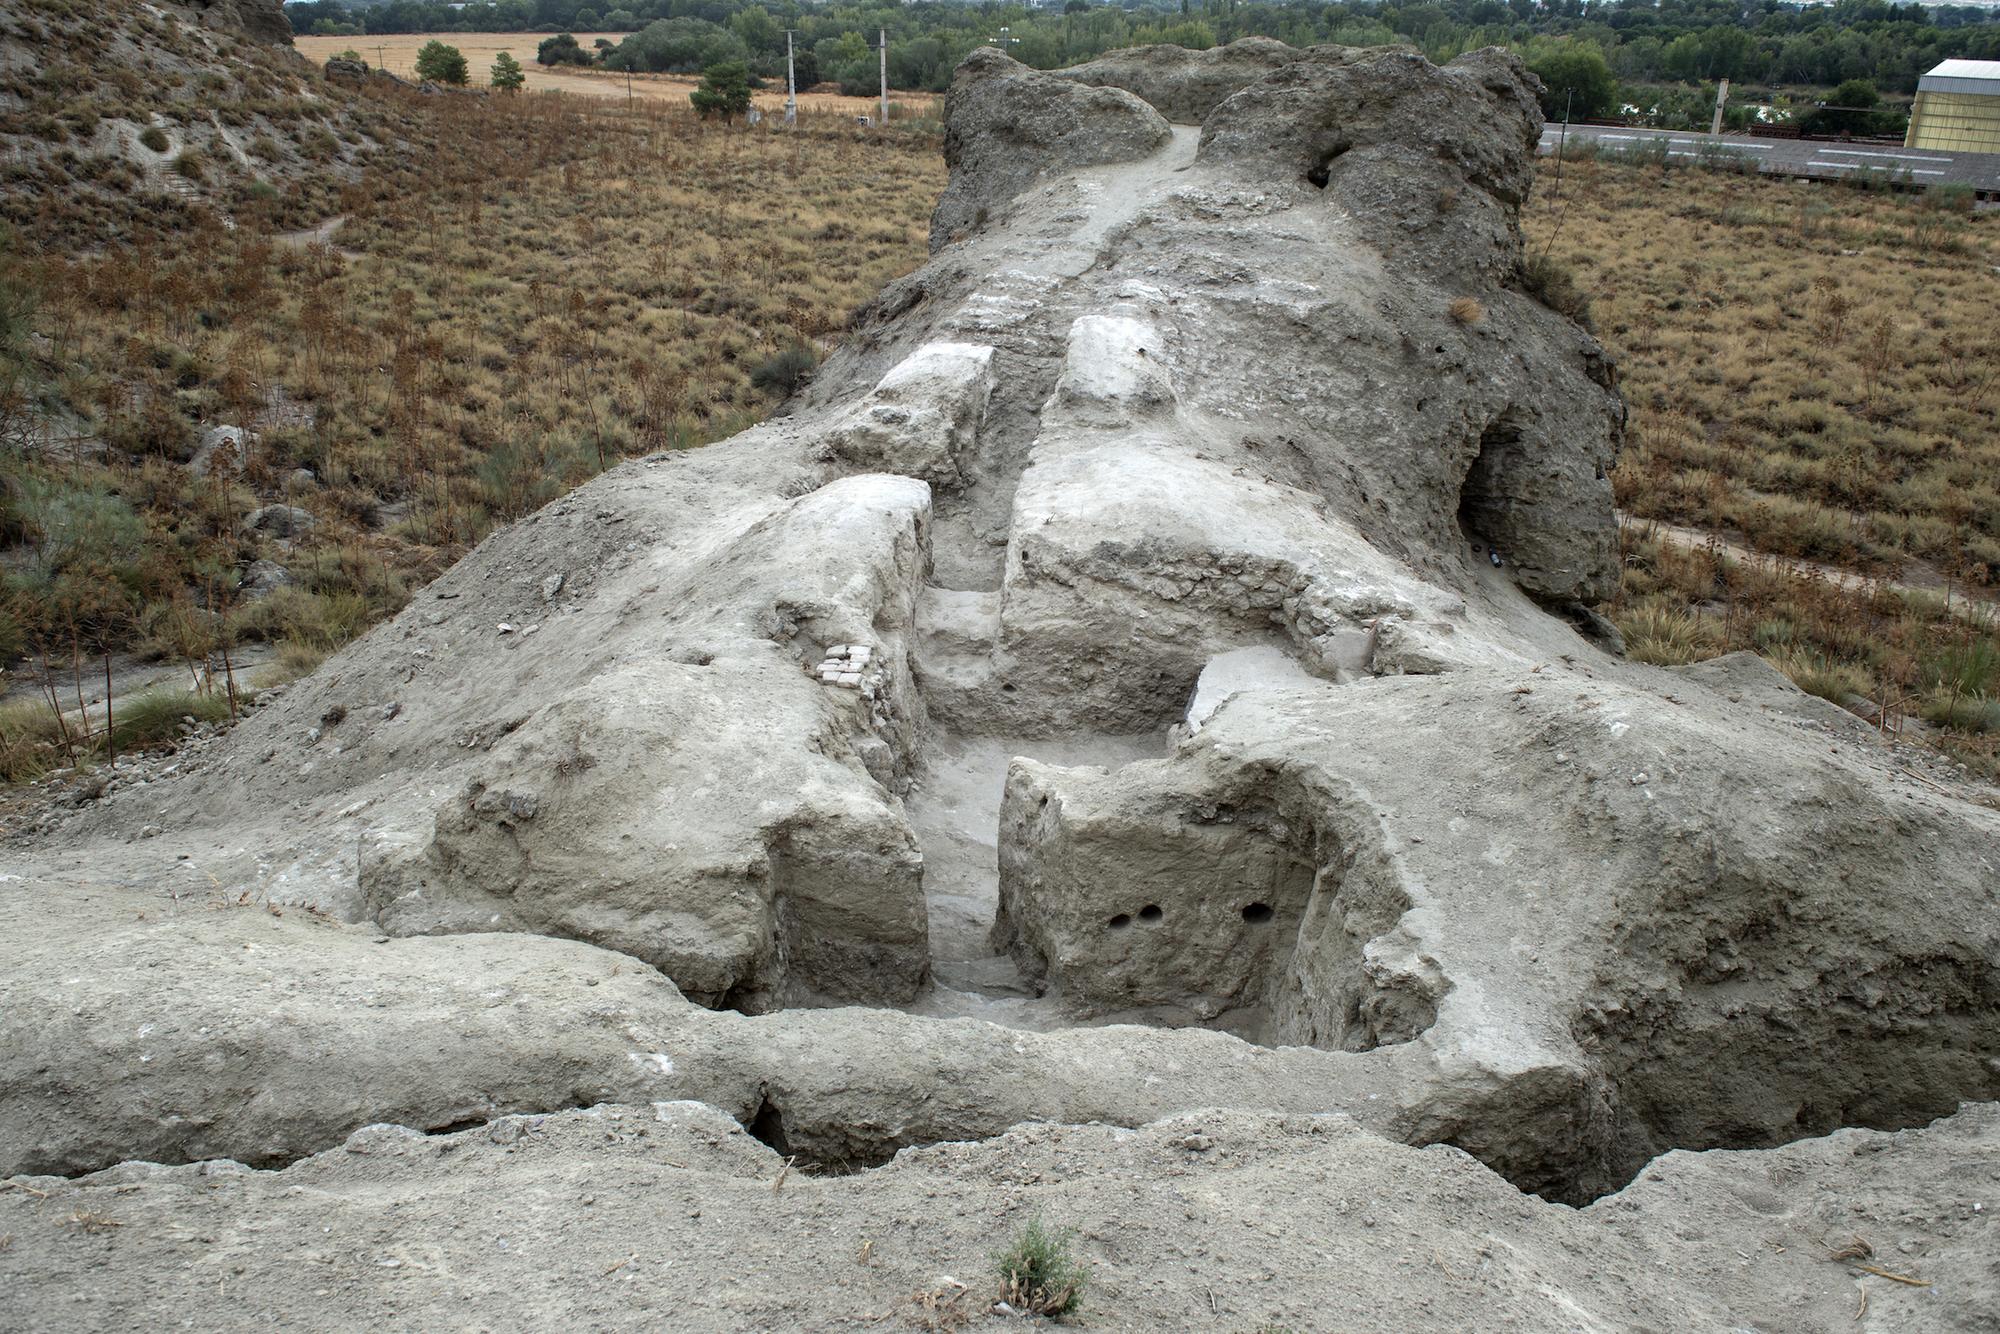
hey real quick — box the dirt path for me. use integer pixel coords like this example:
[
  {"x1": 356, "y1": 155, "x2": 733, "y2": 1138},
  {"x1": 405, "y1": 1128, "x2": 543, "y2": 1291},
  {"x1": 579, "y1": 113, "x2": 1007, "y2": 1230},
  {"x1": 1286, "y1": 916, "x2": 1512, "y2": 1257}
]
[{"x1": 1622, "y1": 511, "x2": 2000, "y2": 619}]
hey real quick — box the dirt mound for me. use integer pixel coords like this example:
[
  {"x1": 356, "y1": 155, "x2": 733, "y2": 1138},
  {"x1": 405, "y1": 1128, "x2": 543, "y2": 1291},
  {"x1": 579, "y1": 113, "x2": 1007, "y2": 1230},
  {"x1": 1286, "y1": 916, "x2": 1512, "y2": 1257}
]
[
  {"x1": 5, "y1": 38, "x2": 1997, "y2": 1329},
  {"x1": 0, "y1": 0, "x2": 428, "y2": 245}
]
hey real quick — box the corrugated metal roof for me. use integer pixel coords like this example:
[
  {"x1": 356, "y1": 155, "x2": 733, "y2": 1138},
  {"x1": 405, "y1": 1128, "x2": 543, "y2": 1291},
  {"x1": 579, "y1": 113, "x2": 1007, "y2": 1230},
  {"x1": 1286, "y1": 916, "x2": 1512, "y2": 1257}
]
[{"x1": 1919, "y1": 59, "x2": 2000, "y2": 95}]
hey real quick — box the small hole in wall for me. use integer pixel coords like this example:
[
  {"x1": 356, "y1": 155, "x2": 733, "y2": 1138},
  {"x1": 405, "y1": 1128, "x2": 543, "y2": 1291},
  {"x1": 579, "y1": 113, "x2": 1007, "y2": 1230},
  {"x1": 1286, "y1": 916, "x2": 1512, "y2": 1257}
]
[
  {"x1": 1242, "y1": 902, "x2": 1274, "y2": 924},
  {"x1": 1108, "y1": 913, "x2": 1132, "y2": 929},
  {"x1": 1304, "y1": 143, "x2": 1348, "y2": 190},
  {"x1": 1139, "y1": 904, "x2": 1163, "y2": 923}
]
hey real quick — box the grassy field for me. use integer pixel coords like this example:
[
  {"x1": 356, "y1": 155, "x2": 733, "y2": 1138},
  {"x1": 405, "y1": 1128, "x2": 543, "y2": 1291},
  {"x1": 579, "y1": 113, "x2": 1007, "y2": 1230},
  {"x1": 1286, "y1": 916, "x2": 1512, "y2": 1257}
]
[
  {"x1": 0, "y1": 87, "x2": 944, "y2": 780},
  {"x1": 294, "y1": 33, "x2": 941, "y2": 116},
  {"x1": 1522, "y1": 151, "x2": 2000, "y2": 768}
]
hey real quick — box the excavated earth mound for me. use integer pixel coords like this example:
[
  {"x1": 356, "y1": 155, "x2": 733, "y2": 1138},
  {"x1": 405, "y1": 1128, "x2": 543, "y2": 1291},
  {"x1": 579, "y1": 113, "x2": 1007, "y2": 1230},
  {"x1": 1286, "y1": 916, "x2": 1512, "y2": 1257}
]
[{"x1": 4, "y1": 38, "x2": 1997, "y2": 1329}]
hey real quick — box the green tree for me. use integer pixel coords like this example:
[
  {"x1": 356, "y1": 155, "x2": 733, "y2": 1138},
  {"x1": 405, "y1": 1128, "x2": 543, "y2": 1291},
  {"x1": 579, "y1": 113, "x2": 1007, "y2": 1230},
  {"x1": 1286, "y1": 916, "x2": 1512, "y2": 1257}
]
[
  {"x1": 1806, "y1": 77, "x2": 1888, "y2": 135},
  {"x1": 730, "y1": 5, "x2": 781, "y2": 57},
  {"x1": 537, "y1": 33, "x2": 589, "y2": 66},
  {"x1": 491, "y1": 50, "x2": 526, "y2": 91},
  {"x1": 1833, "y1": 77, "x2": 1882, "y2": 109},
  {"x1": 689, "y1": 59, "x2": 752, "y2": 120},
  {"x1": 415, "y1": 39, "x2": 468, "y2": 85},
  {"x1": 1527, "y1": 41, "x2": 1618, "y2": 121}
]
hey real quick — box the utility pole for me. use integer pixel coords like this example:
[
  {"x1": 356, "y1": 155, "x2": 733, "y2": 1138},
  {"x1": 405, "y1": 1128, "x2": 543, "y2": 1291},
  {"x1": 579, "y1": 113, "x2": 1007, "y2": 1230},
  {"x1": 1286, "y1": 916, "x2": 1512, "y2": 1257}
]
[
  {"x1": 1709, "y1": 77, "x2": 1730, "y2": 137},
  {"x1": 878, "y1": 27, "x2": 888, "y2": 128},
  {"x1": 784, "y1": 29, "x2": 797, "y2": 126}
]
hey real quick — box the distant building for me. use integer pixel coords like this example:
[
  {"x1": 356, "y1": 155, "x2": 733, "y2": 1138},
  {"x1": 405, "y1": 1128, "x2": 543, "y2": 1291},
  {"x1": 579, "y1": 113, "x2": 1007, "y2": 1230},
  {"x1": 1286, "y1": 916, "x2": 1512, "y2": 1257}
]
[{"x1": 1905, "y1": 59, "x2": 2000, "y2": 152}]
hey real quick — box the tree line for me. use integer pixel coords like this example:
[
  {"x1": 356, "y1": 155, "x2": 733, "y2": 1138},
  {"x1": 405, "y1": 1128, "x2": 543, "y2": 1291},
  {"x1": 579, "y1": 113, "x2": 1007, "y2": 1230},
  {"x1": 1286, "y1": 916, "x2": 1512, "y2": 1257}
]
[{"x1": 286, "y1": 0, "x2": 2000, "y2": 99}]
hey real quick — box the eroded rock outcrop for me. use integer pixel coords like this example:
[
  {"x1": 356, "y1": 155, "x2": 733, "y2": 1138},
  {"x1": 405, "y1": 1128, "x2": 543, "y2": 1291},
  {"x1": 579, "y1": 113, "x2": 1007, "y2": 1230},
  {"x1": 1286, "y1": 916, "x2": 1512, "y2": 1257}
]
[
  {"x1": 993, "y1": 654, "x2": 2000, "y2": 1198},
  {"x1": 7, "y1": 38, "x2": 1998, "y2": 1329},
  {"x1": 1051, "y1": 35, "x2": 1347, "y2": 123},
  {"x1": 930, "y1": 47, "x2": 1173, "y2": 249}
]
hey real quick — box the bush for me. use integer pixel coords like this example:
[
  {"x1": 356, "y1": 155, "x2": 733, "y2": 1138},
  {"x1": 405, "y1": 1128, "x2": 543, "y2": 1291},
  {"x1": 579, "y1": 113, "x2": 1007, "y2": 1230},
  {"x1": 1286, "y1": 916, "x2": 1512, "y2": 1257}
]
[
  {"x1": 749, "y1": 343, "x2": 815, "y2": 396},
  {"x1": 1526, "y1": 41, "x2": 1619, "y2": 121},
  {"x1": 415, "y1": 40, "x2": 469, "y2": 86},
  {"x1": 0, "y1": 695, "x2": 67, "y2": 784},
  {"x1": 172, "y1": 150, "x2": 203, "y2": 180},
  {"x1": 995, "y1": 1216, "x2": 1087, "y2": 1319},
  {"x1": 138, "y1": 125, "x2": 169, "y2": 153},
  {"x1": 107, "y1": 687, "x2": 232, "y2": 752},
  {"x1": 608, "y1": 19, "x2": 748, "y2": 75},
  {"x1": 1924, "y1": 182, "x2": 1976, "y2": 215},
  {"x1": 0, "y1": 686, "x2": 235, "y2": 784},
  {"x1": 11, "y1": 477, "x2": 145, "y2": 577},
  {"x1": 1518, "y1": 253, "x2": 1593, "y2": 329},
  {"x1": 1762, "y1": 644, "x2": 1870, "y2": 704},
  {"x1": 1615, "y1": 602, "x2": 1719, "y2": 666},
  {"x1": 491, "y1": 51, "x2": 526, "y2": 92},
  {"x1": 537, "y1": 32, "x2": 591, "y2": 67},
  {"x1": 229, "y1": 586, "x2": 372, "y2": 653},
  {"x1": 689, "y1": 60, "x2": 752, "y2": 121},
  {"x1": 1923, "y1": 693, "x2": 2000, "y2": 734},
  {"x1": 1798, "y1": 79, "x2": 1904, "y2": 137}
]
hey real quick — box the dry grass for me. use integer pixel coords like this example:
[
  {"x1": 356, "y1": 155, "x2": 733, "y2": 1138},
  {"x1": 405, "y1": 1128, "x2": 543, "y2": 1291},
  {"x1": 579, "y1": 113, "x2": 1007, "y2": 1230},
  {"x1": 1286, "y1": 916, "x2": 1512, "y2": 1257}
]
[
  {"x1": 1524, "y1": 155, "x2": 2000, "y2": 772},
  {"x1": 1525, "y1": 156, "x2": 1998, "y2": 586},
  {"x1": 2, "y1": 87, "x2": 943, "y2": 749},
  {"x1": 294, "y1": 33, "x2": 941, "y2": 116}
]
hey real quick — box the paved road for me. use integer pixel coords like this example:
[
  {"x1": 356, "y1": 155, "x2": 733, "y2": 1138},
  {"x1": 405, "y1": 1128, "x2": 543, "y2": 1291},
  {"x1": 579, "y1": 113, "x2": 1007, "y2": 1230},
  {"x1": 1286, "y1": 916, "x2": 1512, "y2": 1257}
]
[{"x1": 1536, "y1": 123, "x2": 2000, "y2": 195}]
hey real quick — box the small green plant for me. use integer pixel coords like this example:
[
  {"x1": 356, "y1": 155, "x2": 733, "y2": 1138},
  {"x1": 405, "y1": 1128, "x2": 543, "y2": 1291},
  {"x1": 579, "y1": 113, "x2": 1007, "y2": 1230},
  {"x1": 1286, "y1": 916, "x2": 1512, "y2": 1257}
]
[
  {"x1": 1519, "y1": 252, "x2": 1592, "y2": 328},
  {"x1": 750, "y1": 343, "x2": 816, "y2": 397},
  {"x1": 994, "y1": 1215, "x2": 1087, "y2": 1319},
  {"x1": 171, "y1": 149, "x2": 203, "y2": 180},
  {"x1": 108, "y1": 687, "x2": 233, "y2": 752},
  {"x1": 1762, "y1": 643, "x2": 1870, "y2": 704},
  {"x1": 1615, "y1": 601, "x2": 1719, "y2": 666},
  {"x1": 138, "y1": 125, "x2": 169, "y2": 153}
]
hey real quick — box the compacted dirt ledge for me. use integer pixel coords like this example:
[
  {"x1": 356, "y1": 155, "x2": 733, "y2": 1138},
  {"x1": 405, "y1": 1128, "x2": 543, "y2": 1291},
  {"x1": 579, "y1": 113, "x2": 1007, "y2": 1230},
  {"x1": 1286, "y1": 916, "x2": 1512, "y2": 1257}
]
[{"x1": 2, "y1": 1103, "x2": 1995, "y2": 1331}]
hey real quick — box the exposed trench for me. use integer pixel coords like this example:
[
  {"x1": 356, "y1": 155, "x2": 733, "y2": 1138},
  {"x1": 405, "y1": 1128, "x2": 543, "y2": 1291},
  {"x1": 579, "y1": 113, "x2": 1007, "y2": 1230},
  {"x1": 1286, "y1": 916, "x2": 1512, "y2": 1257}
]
[{"x1": 747, "y1": 296, "x2": 2000, "y2": 1203}]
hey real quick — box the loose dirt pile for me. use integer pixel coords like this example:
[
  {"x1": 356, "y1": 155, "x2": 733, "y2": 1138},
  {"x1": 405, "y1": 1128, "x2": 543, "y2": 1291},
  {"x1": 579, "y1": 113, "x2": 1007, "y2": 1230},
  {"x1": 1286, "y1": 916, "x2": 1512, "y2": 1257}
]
[{"x1": 3, "y1": 37, "x2": 1995, "y2": 1330}]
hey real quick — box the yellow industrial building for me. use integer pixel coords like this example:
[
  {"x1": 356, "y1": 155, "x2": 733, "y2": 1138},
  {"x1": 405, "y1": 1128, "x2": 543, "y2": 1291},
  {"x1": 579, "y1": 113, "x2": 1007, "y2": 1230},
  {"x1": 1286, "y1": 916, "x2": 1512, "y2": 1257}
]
[{"x1": 1906, "y1": 59, "x2": 2000, "y2": 153}]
